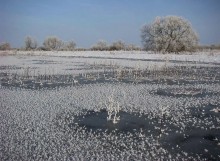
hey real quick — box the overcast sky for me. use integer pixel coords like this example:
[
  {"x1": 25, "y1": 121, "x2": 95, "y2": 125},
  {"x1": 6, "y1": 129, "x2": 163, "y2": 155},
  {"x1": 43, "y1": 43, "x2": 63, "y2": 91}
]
[{"x1": 1, "y1": 0, "x2": 220, "y2": 48}]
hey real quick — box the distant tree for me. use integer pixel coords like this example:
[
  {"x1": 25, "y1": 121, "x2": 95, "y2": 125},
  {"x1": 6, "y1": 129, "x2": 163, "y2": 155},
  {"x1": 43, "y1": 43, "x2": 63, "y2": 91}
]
[
  {"x1": 43, "y1": 36, "x2": 62, "y2": 51},
  {"x1": 197, "y1": 44, "x2": 220, "y2": 51},
  {"x1": 0, "y1": 42, "x2": 11, "y2": 50},
  {"x1": 91, "y1": 40, "x2": 109, "y2": 51},
  {"x1": 210, "y1": 44, "x2": 220, "y2": 50},
  {"x1": 141, "y1": 16, "x2": 199, "y2": 53},
  {"x1": 62, "y1": 41, "x2": 76, "y2": 51},
  {"x1": 110, "y1": 40, "x2": 126, "y2": 50},
  {"x1": 126, "y1": 44, "x2": 141, "y2": 51},
  {"x1": 75, "y1": 48, "x2": 87, "y2": 51},
  {"x1": 25, "y1": 36, "x2": 37, "y2": 50}
]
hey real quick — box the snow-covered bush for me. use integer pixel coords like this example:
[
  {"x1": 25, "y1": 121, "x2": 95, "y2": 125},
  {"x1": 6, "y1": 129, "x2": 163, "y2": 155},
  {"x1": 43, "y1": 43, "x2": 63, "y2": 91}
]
[
  {"x1": 62, "y1": 41, "x2": 76, "y2": 51},
  {"x1": 141, "y1": 16, "x2": 199, "y2": 53},
  {"x1": 104, "y1": 93, "x2": 120, "y2": 124},
  {"x1": 0, "y1": 42, "x2": 11, "y2": 50},
  {"x1": 24, "y1": 36, "x2": 38, "y2": 50},
  {"x1": 91, "y1": 40, "x2": 109, "y2": 51},
  {"x1": 43, "y1": 36, "x2": 63, "y2": 51},
  {"x1": 126, "y1": 44, "x2": 141, "y2": 51},
  {"x1": 110, "y1": 40, "x2": 126, "y2": 51}
]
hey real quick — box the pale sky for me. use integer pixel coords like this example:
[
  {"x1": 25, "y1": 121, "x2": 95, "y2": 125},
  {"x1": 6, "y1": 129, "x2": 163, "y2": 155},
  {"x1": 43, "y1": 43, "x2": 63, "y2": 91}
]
[{"x1": 1, "y1": 0, "x2": 220, "y2": 48}]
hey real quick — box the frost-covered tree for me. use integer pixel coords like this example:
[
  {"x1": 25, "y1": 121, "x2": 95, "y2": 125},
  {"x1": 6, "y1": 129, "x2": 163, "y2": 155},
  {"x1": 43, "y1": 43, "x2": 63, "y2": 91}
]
[
  {"x1": 110, "y1": 40, "x2": 126, "y2": 51},
  {"x1": 62, "y1": 41, "x2": 76, "y2": 51},
  {"x1": 141, "y1": 16, "x2": 199, "y2": 53},
  {"x1": 25, "y1": 36, "x2": 37, "y2": 50},
  {"x1": 43, "y1": 36, "x2": 62, "y2": 51},
  {"x1": 91, "y1": 40, "x2": 109, "y2": 51},
  {"x1": 0, "y1": 42, "x2": 11, "y2": 50}
]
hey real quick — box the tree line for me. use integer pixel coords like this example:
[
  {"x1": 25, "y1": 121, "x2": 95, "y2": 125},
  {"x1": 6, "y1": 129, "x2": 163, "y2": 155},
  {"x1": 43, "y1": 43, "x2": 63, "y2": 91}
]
[
  {"x1": 1, "y1": 15, "x2": 219, "y2": 53},
  {"x1": 0, "y1": 37, "x2": 141, "y2": 51}
]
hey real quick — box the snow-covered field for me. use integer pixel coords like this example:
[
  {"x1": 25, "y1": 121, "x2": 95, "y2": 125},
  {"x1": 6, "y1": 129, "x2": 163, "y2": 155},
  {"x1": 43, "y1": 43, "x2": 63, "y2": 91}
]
[
  {"x1": 2, "y1": 50, "x2": 220, "y2": 63},
  {"x1": 0, "y1": 50, "x2": 220, "y2": 74},
  {"x1": 0, "y1": 51, "x2": 220, "y2": 160}
]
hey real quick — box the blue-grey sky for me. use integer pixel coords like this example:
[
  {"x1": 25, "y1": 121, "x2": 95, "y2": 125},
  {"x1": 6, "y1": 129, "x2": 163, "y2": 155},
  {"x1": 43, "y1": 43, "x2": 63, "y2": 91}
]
[{"x1": 0, "y1": 0, "x2": 220, "y2": 48}]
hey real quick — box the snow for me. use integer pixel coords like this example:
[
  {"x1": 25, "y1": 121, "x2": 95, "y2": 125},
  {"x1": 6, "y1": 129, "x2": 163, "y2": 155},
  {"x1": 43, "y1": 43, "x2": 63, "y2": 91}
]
[
  {"x1": 0, "y1": 50, "x2": 220, "y2": 76},
  {"x1": 1, "y1": 50, "x2": 220, "y2": 63}
]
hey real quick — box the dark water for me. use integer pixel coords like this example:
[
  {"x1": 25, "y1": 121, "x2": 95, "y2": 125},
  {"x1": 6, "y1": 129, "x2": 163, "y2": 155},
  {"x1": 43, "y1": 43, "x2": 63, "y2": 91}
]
[
  {"x1": 162, "y1": 103, "x2": 220, "y2": 160},
  {"x1": 163, "y1": 129, "x2": 220, "y2": 160},
  {"x1": 54, "y1": 104, "x2": 220, "y2": 160},
  {"x1": 1, "y1": 65, "x2": 220, "y2": 89},
  {"x1": 72, "y1": 109, "x2": 154, "y2": 133}
]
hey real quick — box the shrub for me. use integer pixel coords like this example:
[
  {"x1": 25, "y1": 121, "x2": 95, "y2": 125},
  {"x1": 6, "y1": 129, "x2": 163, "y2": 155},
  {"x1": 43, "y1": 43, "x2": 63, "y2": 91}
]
[
  {"x1": 91, "y1": 40, "x2": 109, "y2": 51},
  {"x1": 126, "y1": 44, "x2": 142, "y2": 51},
  {"x1": 43, "y1": 36, "x2": 62, "y2": 51},
  {"x1": 61, "y1": 41, "x2": 76, "y2": 51},
  {"x1": 109, "y1": 40, "x2": 126, "y2": 51},
  {"x1": 0, "y1": 42, "x2": 11, "y2": 50},
  {"x1": 24, "y1": 36, "x2": 37, "y2": 50}
]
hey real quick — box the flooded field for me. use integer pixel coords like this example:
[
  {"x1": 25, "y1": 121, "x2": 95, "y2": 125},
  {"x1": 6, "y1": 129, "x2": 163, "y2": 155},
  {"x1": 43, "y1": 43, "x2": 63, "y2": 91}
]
[{"x1": 0, "y1": 51, "x2": 220, "y2": 160}]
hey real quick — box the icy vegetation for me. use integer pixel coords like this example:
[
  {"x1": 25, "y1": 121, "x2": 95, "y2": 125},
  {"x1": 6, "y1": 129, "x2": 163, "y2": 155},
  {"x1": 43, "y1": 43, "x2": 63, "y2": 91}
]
[{"x1": 0, "y1": 51, "x2": 220, "y2": 160}]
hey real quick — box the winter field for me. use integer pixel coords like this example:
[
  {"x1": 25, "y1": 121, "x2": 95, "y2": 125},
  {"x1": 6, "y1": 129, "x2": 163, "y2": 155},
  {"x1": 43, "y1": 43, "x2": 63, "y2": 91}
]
[{"x1": 0, "y1": 50, "x2": 220, "y2": 160}]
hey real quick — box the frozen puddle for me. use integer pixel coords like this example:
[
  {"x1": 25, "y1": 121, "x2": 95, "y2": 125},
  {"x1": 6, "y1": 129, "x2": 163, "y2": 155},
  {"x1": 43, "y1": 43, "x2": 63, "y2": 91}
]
[{"x1": 73, "y1": 109, "x2": 153, "y2": 133}]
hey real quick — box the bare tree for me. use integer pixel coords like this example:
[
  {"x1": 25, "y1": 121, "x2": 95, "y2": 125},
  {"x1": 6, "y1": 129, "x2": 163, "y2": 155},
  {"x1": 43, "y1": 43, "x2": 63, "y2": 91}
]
[
  {"x1": 141, "y1": 16, "x2": 199, "y2": 53},
  {"x1": 43, "y1": 36, "x2": 62, "y2": 51},
  {"x1": 0, "y1": 42, "x2": 11, "y2": 50},
  {"x1": 91, "y1": 40, "x2": 108, "y2": 51},
  {"x1": 25, "y1": 36, "x2": 37, "y2": 50},
  {"x1": 110, "y1": 40, "x2": 126, "y2": 51}
]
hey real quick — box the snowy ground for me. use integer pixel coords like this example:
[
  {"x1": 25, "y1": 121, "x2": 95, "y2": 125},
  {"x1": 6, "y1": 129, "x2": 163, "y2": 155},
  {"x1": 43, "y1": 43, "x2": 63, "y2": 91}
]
[
  {"x1": 1, "y1": 50, "x2": 220, "y2": 63},
  {"x1": 0, "y1": 51, "x2": 220, "y2": 160},
  {"x1": 0, "y1": 50, "x2": 220, "y2": 75}
]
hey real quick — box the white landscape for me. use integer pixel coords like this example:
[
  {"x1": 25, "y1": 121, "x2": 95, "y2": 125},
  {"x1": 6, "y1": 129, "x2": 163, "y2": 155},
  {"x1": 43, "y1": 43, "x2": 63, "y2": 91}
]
[
  {"x1": 1, "y1": 0, "x2": 220, "y2": 160},
  {"x1": 0, "y1": 51, "x2": 220, "y2": 160}
]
